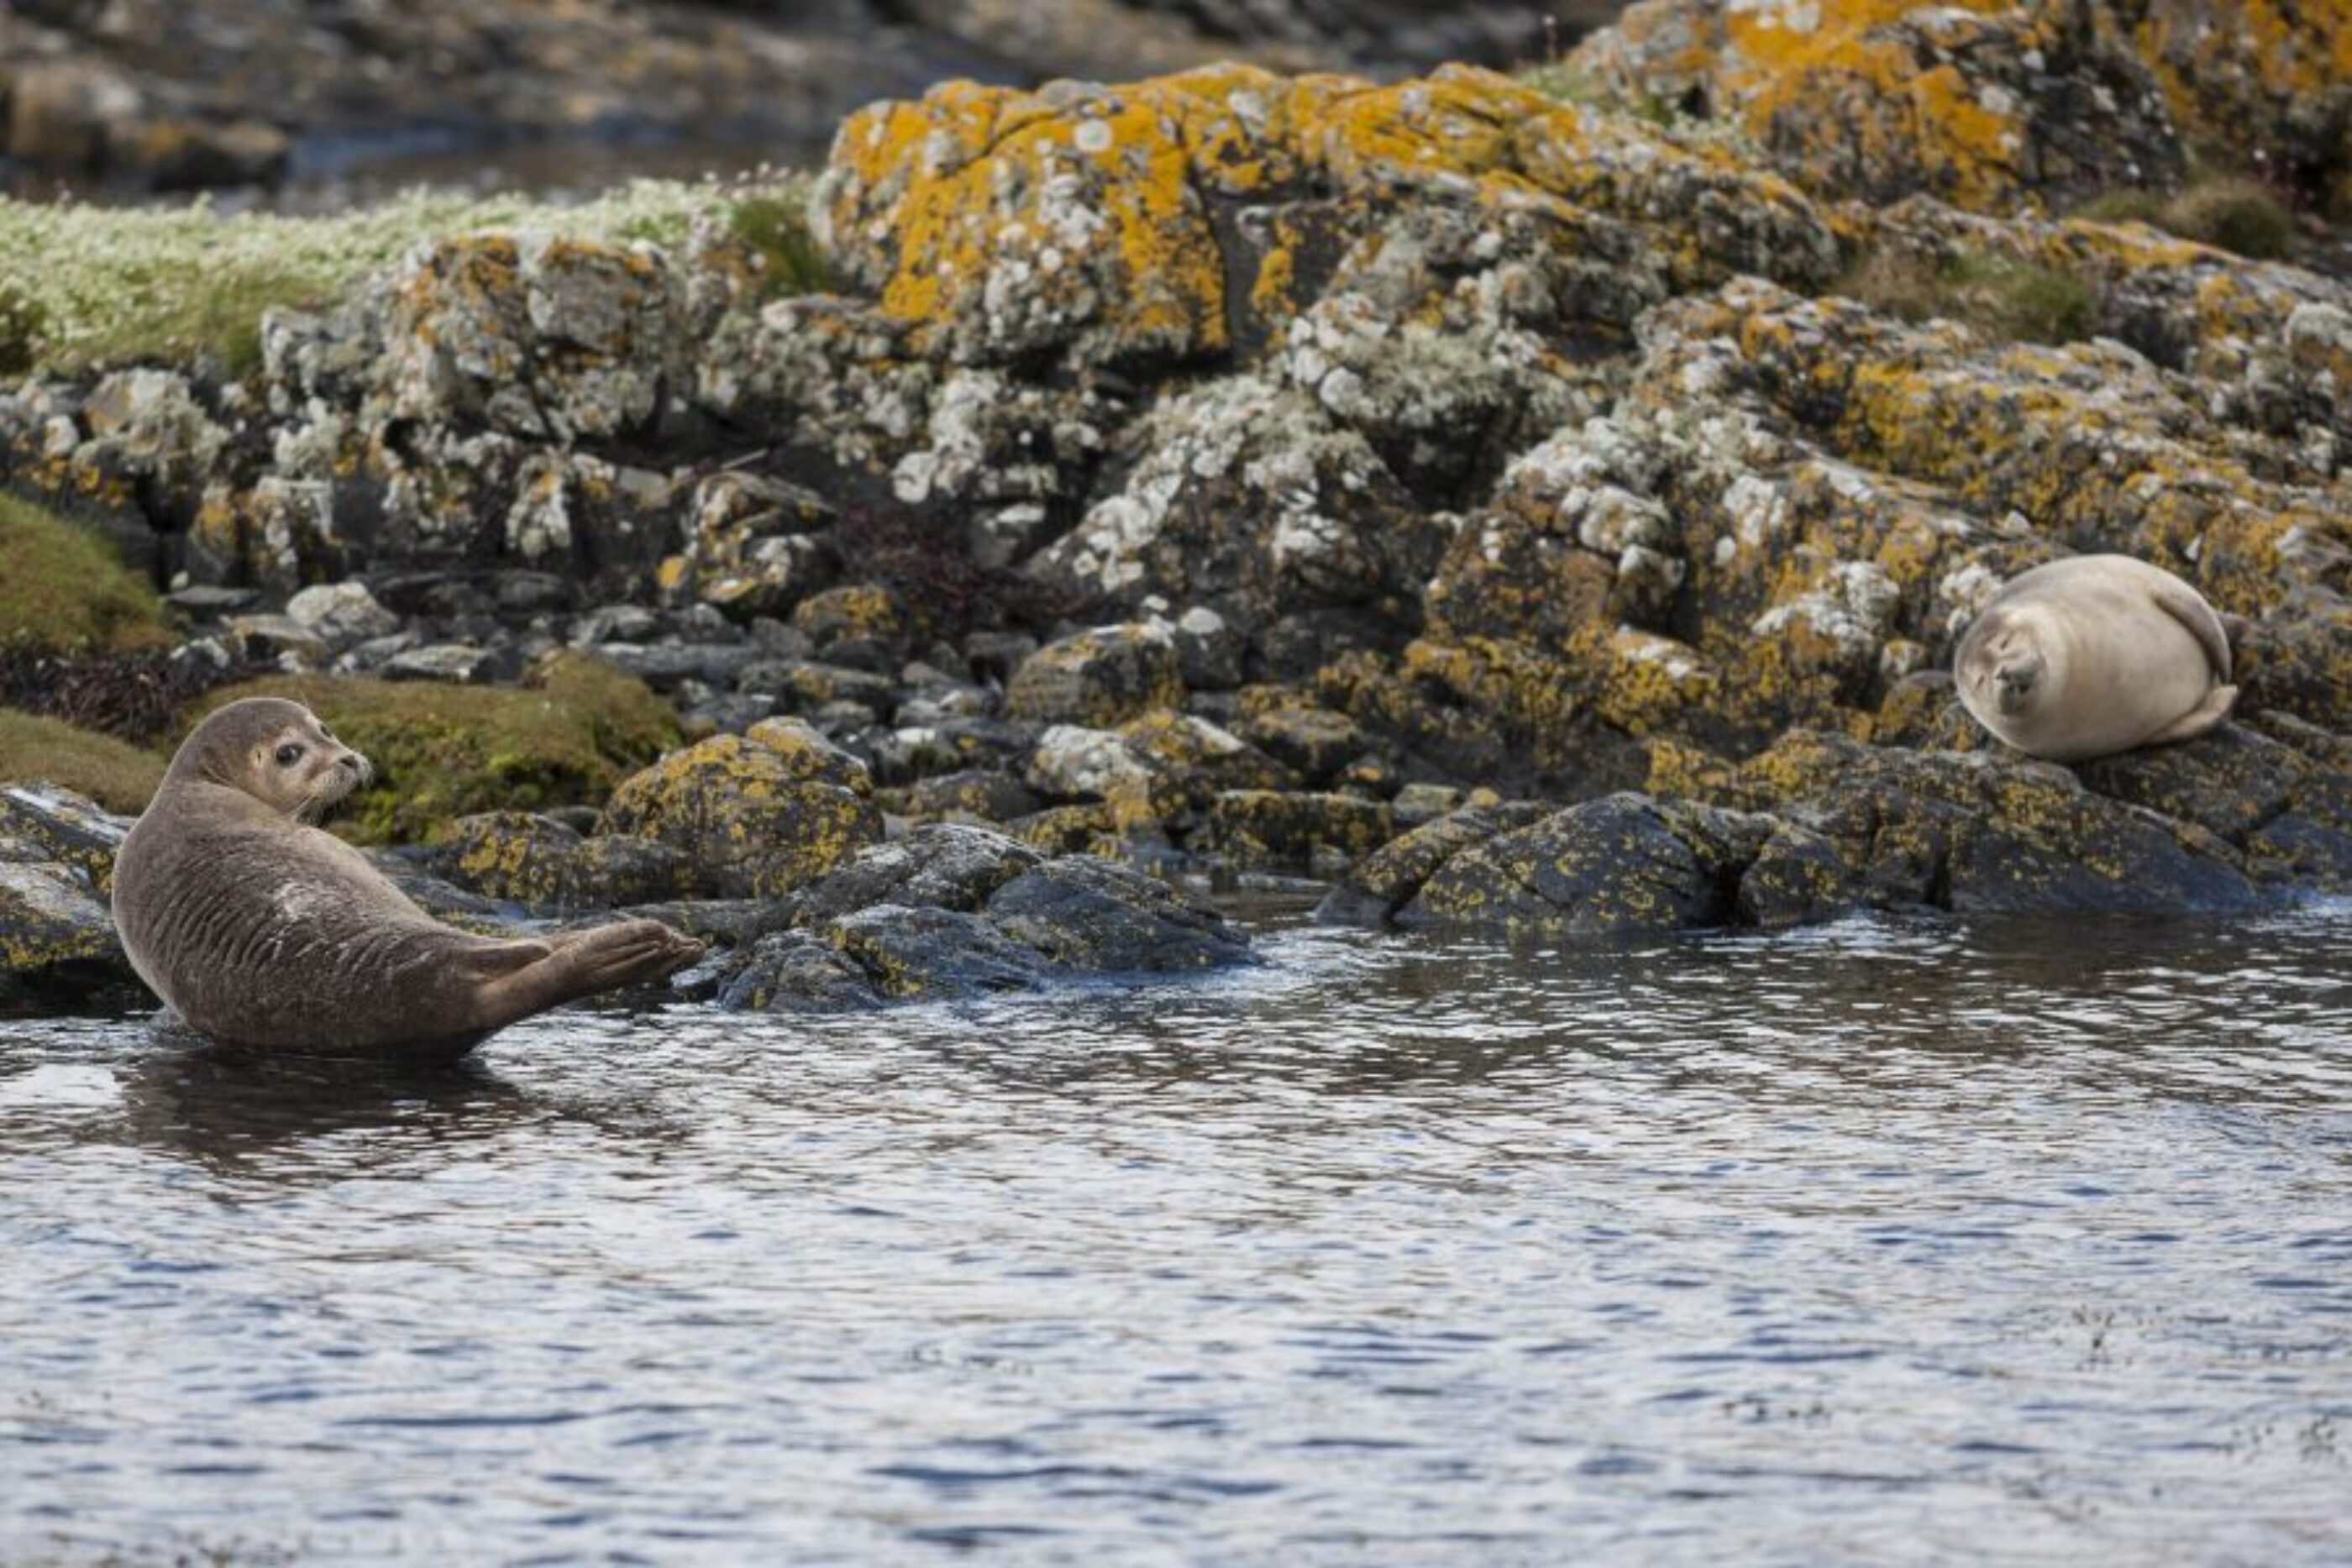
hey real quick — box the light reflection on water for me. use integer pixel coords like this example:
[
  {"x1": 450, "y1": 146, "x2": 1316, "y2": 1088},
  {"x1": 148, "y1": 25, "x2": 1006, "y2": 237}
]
[{"x1": 2, "y1": 905, "x2": 2348, "y2": 1562}]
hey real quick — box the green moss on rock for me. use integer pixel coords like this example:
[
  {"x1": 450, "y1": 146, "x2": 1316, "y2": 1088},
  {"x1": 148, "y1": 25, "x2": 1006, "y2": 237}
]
[
  {"x1": 193, "y1": 653, "x2": 679, "y2": 844},
  {"x1": 0, "y1": 494, "x2": 173, "y2": 654}
]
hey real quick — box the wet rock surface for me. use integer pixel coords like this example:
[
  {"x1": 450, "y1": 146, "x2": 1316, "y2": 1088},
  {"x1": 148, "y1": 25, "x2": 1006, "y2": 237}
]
[
  {"x1": 4, "y1": 39, "x2": 2349, "y2": 968},
  {"x1": 691, "y1": 825, "x2": 1252, "y2": 1010}
]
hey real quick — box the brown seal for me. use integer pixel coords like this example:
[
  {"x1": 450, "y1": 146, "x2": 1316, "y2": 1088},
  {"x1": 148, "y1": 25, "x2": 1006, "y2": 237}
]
[
  {"x1": 1953, "y1": 553, "x2": 2239, "y2": 763},
  {"x1": 112, "y1": 697, "x2": 702, "y2": 1058}
]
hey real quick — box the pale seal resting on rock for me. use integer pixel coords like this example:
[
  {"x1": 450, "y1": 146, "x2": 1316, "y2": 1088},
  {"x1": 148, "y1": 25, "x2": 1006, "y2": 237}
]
[
  {"x1": 113, "y1": 697, "x2": 703, "y2": 1058},
  {"x1": 1954, "y1": 554, "x2": 2238, "y2": 763}
]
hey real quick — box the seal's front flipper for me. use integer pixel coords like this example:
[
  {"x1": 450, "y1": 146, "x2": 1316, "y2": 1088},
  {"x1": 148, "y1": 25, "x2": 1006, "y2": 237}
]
[
  {"x1": 2141, "y1": 683, "x2": 2239, "y2": 747},
  {"x1": 2147, "y1": 577, "x2": 2234, "y2": 680}
]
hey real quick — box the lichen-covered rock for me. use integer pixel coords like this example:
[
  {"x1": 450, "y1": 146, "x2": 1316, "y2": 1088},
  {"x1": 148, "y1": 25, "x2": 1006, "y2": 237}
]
[
  {"x1": 1237, "y1": 702, "x2": 1367, "y2": 785},
  {"x1": 444, "y1": 811, "x2": 696, "y2": 912},
  {"x1": 1399, "y1": 792, "x2": 1764, "y2": 934},
  {"x1": 785, "y1": 824, "x2": 1043, "y2": 926},
  {"x1": 1200, "y1": 789, "x2": 1395, "y2": 869},
  {"x1": 598, "y1": 733, "x2": 884, "y2": 898},
  {"x1": 658, "y1": 471, "x2": 837, "y2": 621},
  {"x1": 74, "y1": 368, "x2": 225, "y2": 527},
  {"x1": 791, "y1": 583, "x2": 915, "y2": 666},
  {"x1": 1113, "y1": 710, "x2": 1297, "y2": 812},
  {"x1": 902, "y1": 768, "x2": 1044, "y2": 824},
  {"x1": 714, "y1": 929, "x2": 883, "y2": 1011},
  {"x1": 1570, "y1": 0, "x2": 2187, "y2": 212},
  {"x1": 827, "y1": 905, "x2": 1052, "y2": 999},
  {"x1": 2124, "y1": 0, "x2": 2352, "y2": 213},
  {"x1": 0, "y1": 785, "x2": 134, "y2": 894},
  {"x1": 1005, "y1": 624, "x2": 1187, "y2": 726},
  {"x1": 743, "y1": 715, "x2": 874, "y2": 797},
  {"x1": 1018, "y1": 711, "x2": 1295, "y2": 842},
  {"x1": 816, "y1": 62, "x2": 1835, "y2": 370},
  {"x1": 500, "y1": 450, "x2": 680, "y2": 579},
  {"x1": 0, "y1": 852, "x2": 131, "y2": 989},
  {"x1": 1312, "y1": 800, "x2": 1554, "y2": 924},
  {"x1": 1322, "y1": 717, "x2": 2302, "y2": 934},
  {"x1": 694, "y1": 824, "x2": 1248, "y2": 1007},
  {"x1": 1011, "y1": 802, "x2": 1127, "y2": 857},
  {"x1": 284, "y1": 580, "x2": 402, "y2": 648},
  {"x1": 1720, "y1": 731, "x2": 2270, "y2": 915},
  {"x1": 2075, "y1": 721, "x2": 2352, "y2": 891}
]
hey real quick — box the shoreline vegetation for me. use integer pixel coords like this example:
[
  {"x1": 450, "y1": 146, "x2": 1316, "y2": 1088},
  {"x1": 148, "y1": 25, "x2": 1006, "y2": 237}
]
[
  {"x1": 3, "y1": 0, "x2": 2348, "y2": 1006},
  {"x1": 0, "y1": 175, "x2": 819, "y2": 377}
]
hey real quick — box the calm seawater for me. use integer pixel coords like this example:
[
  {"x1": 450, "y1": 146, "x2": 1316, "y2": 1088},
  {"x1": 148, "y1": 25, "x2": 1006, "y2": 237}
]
[{"x1": 3, "y1": 905, "x2": 2348, "y2": 1564}]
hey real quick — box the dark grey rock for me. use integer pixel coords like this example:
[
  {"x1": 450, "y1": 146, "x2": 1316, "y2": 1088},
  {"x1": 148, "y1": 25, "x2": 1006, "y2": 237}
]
[{"x1": 984, "y1": 855, "x2": 1251, "y2": 972}]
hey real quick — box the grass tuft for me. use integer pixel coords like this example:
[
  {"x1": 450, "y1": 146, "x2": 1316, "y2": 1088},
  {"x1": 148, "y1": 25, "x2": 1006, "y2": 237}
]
[
  {"x1": 2076, "y1": 171, "x2": 2297, "y2": 261},
  {"x1": 727, "y1": 190, "x2": 835, "y2": 299},
  {"x1": 1838, "y1": 246, "x2": 2097, "y2": 346},
  {"x1": 0, "y1": 709, "x2": 166, "y2": 814}
]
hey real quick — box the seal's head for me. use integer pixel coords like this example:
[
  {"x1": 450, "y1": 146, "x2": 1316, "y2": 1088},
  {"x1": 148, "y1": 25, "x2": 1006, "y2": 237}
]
[
  {"x1": 172, "y1": 698, "x2": 375, "y2": 822},
  {"x1": 1956, "y1": 605, "x2": 2061, "y2": 727}
]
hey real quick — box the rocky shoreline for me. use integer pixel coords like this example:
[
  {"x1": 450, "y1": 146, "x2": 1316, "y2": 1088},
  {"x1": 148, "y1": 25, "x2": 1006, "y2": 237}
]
[{"x1": 3, "y1": 0, "x2": 2349, "y2": 1014}]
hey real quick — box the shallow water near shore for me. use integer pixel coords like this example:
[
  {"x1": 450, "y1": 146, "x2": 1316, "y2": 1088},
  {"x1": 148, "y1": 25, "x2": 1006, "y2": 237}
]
[{"x1": 2, "y1": 905, "x2": 2347, "y2": 1563}]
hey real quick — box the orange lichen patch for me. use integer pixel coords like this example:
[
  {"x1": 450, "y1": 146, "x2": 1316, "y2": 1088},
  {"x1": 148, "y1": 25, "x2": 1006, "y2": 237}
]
[
  {"x1": 819, "y1": 61, "x2": 1835, "y2": 363},
  {"x1": 1576, "y1": 0, "x2": 2187, "y2": 214},
  {"x1": 2129, "y1": 0, "x2": 2352, "y2": 204},
  {"x1": 1572, "y1": 626, "x2": 1720, "y2": 737}
]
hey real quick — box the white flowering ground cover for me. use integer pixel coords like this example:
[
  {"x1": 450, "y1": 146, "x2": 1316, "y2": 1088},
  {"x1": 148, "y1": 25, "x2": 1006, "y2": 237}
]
[{"x1": 0, "y1": 175, "x2": 811, "y2": 376}]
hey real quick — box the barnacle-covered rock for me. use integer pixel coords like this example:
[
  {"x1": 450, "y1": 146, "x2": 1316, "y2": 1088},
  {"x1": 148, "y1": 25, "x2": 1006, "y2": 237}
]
[
  {"x1": 1033, "y1": 376, "x2": 1447, "y2": 668},
  {"x1": 816, "y1": 62, "x2": 1835, "y2": 370},
  {"x1": 384, "y1": 233, "x2": 689, "y2": 442}
]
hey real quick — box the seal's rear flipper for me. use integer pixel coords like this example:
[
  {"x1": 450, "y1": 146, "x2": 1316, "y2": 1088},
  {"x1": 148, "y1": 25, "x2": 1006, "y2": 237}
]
[
  {"x1": 470, "y1": 920, "x2": 704, "y2": 1031},
  {"x1": 453, "y1": 940, "x2": 555, "y2": 981},
  {"x1": 2142, "y1": 683, "x2": 2239, "y2": 747},
  {"x1": 2148, "y1": 577, "x2": 2234, "y2": 680}
]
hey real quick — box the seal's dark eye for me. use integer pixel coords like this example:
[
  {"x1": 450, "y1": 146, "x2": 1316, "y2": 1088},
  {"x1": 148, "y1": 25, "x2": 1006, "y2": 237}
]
[{"x1": 275, "y1": 742, "x2": 305, "y2": 767}]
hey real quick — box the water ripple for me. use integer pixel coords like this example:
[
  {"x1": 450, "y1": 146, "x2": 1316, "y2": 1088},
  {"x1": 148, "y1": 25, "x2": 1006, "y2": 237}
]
[{"x1": 0, "y1": 906, "x2": 2347, "y2": 1561}]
